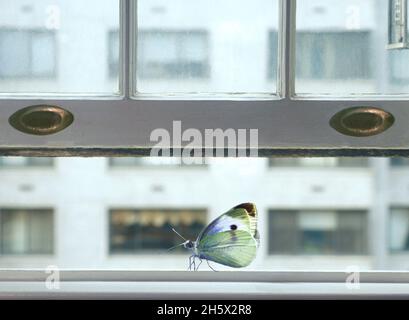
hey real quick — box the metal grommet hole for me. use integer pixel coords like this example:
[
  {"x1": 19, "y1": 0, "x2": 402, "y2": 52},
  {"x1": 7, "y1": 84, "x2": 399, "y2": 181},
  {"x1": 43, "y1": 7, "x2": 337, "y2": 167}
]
[
  {"x1": 330, "y1": 106, "x2": 395, "y2": 137},
  {"x1": 9, "y1": 105, "x2": 74, "y2": 136}
]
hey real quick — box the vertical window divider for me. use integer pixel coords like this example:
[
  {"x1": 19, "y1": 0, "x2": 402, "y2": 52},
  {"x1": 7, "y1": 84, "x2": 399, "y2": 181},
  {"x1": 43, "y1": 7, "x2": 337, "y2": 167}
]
[
  {"x1": 279, "y1": 0, "x2": 296, "y2": 99},
  {"x1": 120, "y1": 0, "x2": 133, "y2": 99}
]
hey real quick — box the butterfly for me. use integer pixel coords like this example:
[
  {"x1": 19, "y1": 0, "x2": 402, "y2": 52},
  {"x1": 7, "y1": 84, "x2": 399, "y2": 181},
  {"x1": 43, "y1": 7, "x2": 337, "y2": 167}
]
[{"x1": 171, "y1": 203, "x2": 259, "y2": 271}]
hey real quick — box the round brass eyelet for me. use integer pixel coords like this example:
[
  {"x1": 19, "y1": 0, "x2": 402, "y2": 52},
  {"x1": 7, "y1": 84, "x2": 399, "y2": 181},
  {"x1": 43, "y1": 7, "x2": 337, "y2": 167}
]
[
  {"x1": 330, "y1": 106, "x2": 395, "y2": 137},
  {"x1": 9, "y1": 105, "x2": 74, "y2": 136}
]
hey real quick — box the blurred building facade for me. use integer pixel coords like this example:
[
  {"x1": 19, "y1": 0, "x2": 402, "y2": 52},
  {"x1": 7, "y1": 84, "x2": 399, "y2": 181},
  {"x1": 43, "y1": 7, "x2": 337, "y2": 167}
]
[
  {"x1": 0, "y1": 157, "x2": 409, "y2": 271},
  {"x1": 1, "y1": 0, "x2": 409, "y2": 271}
]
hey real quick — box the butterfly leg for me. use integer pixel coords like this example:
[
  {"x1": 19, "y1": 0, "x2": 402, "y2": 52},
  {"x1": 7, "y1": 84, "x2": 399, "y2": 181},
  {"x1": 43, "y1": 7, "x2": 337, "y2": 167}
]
[
  {"x1": 188, "y1": 255, "x2": 194, "y2": 271},
  {"x1": 206, "y1": 259, "x2": 218, "y2": 272},
  {"x1": 195, "y1": 258, "x2": 203, "y2": 271}
]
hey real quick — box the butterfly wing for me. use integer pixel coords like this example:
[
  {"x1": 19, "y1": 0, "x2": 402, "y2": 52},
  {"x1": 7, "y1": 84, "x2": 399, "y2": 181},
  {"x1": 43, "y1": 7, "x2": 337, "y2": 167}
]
[{"x1": 196, "y1": 203, "x2": 259, "y2": 268}]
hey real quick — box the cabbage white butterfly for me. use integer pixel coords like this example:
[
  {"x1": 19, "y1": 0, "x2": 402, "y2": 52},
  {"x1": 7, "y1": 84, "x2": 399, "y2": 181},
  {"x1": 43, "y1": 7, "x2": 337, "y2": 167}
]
[{"x1": 172, "y1": 203, "x2": 259, "y2": 271}]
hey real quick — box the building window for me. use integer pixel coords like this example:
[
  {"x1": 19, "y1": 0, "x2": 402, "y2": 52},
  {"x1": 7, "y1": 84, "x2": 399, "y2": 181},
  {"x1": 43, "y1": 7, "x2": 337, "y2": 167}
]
[
  {"x1": 0, "y1": 157, "x2": 54, "y2": 167},
  {"x1": 0, "y1": 209, "x2": 54, "y2": 255},
  {"x1": 390, "y1": 208, "x2": 409, "y2": 252},
  {"x1": 268, "y1": 210, "x2": 367, "y2": 255},
  {"x1": 296, "y1": 32, "x2": 371, "y2": 79},
  {"x1": 137, "y1": 31, "x2": 209, "y2": 79},
  {"x1": 109, "y1": 157, "x2": 206, "y2": 167},
  {"x1": 0, "y1": 29, "x2": 56, "y2": 78},
  {"x1": 390, "y1": 158, "x2": 409, "y2": 167},
  {"x1": 269, "y1": 158, "x2": 368, "y2": 167},
  {"x1": 109, "y1": 209, "x2": 207, "y2": 253},
  {"x1": 108, "y1": 30, "x2": 119, "y2": 78}
]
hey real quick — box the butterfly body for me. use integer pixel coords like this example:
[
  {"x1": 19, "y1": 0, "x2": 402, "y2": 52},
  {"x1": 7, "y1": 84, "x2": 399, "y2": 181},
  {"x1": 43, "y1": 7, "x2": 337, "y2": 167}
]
[{"x1": 183, "y1": 203, "x2": 259, "y2": 270}]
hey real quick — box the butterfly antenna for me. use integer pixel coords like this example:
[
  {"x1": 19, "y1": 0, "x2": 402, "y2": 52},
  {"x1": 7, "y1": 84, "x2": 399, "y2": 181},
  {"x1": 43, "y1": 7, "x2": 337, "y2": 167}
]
[
  {"x1": 171, "y1": 227, "x2": 187, "y2": 241},
  {"x1": 167, "y1": 242, "x2": 185, "y2": 252}
]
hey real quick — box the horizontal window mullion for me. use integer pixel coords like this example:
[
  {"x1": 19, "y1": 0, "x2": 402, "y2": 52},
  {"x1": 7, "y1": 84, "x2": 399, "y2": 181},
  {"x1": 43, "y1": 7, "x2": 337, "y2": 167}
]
[{"x1": 0, "y1": 99, "x2": 408, "y2": 156}]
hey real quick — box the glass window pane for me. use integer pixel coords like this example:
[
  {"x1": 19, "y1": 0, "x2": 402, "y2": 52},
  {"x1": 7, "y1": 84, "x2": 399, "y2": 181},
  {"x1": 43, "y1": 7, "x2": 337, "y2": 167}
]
[
  {"x1": 138, "y1": 31, "x2": 209, "y2": 80},
  {"x1": 296, "y1": 0, "x2": 409, "y2": 95},
  {"x1": 0, "y1": 0, "x2": 119, "y2": 94},
  {"x1": 136, "y1": 0, "x2": 279, "y2": 94},
  {"x1": 108, "y1": 30, "x2": 120, "y2": 79},
  {"x1": 31, "y1": 32, "x2": 56, "y2": 76},
  {"x1": 0, "y1": 30, "x2": 31, "y2": 77}
]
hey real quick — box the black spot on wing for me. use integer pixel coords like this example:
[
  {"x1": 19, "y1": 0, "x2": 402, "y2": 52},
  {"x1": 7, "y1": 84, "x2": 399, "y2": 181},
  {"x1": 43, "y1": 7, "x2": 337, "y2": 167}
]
[{"x1": 230, "y1": 224, "x2": 237, "y2": 230}]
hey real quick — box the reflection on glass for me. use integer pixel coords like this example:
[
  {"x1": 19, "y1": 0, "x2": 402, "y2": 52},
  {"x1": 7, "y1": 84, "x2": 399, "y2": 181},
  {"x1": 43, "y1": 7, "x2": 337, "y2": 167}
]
[
  {"x1": 0, "y1": 30, "x2": 56, "y2": 78},
  {"x1": 138, "y1": 31, "x2": 209, "y2": 80},
  {"x1": 296, "y1": 0, "x2": 409, "y2": 95},
  {"x1": 137, "y1": 0, "x2": 279, "y2": 94},
  {"x1": 296, "y1": 32, "x2": 371, "y2": 80},
  {"x1": 0, "y1": 0, "x2": 119, "y2": 94}
]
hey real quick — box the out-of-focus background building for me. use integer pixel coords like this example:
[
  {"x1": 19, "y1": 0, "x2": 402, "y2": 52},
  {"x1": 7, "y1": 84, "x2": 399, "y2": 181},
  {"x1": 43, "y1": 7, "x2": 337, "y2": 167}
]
[
  {"x1": 1, "y1": 0, "x2": 409, "y2": 271},
  {"x1": 1, "y1": 156, "x2": 409, "y2": 271}
]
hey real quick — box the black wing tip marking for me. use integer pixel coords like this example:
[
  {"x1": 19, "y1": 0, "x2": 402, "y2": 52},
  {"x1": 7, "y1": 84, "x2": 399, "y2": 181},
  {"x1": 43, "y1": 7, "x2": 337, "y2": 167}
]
[{"x1": 234, "y1": 203, "x2": 257, "y2": 217}]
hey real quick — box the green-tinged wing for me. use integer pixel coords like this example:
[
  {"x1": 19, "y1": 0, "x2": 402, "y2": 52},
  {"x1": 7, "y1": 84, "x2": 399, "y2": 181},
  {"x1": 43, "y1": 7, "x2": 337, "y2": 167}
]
[
  {"x1": 197, "y1": 230, "x2": 257, "y2": 268},
  {"x1": 232, "y1": 203, "x2": 258, "y2": 239},
  {"x1": 196, "y1": 203, "x2": 259, "y2": 243}
]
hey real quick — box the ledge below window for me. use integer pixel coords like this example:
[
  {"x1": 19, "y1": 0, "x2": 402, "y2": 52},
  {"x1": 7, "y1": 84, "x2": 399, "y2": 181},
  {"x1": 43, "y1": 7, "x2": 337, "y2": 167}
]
[{"x1": 0, "y1": 271, "x2": 408, "y2": 299}]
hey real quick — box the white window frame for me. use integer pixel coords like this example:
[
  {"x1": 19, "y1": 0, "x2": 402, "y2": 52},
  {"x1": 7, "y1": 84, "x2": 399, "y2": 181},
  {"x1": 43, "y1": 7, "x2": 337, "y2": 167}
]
[{"x1": 0, "y1": 0, "x2": 409, "y2": 299}]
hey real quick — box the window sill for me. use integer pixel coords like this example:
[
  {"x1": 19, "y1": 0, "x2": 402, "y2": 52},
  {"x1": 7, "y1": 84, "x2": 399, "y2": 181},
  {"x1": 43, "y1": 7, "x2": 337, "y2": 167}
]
[
  {"x1": 1, "y1": 281, "x2": 409, "y2": 299},
  {"x1": 0, "y1": 271, "x2": 408, "y2": 299}
]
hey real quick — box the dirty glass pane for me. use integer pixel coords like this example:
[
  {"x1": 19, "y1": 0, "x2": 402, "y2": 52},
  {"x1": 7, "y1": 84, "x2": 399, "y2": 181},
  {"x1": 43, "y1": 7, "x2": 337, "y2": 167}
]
[
  {"x1": 296, "y1": 0, "x2": 409, "y2": 95},
  {"x1": 0, "y1": 0, "x2": 119, "y2": 94},
  {"x1": 136, "y1": 0, "x2": 279, "y2": 94}
]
